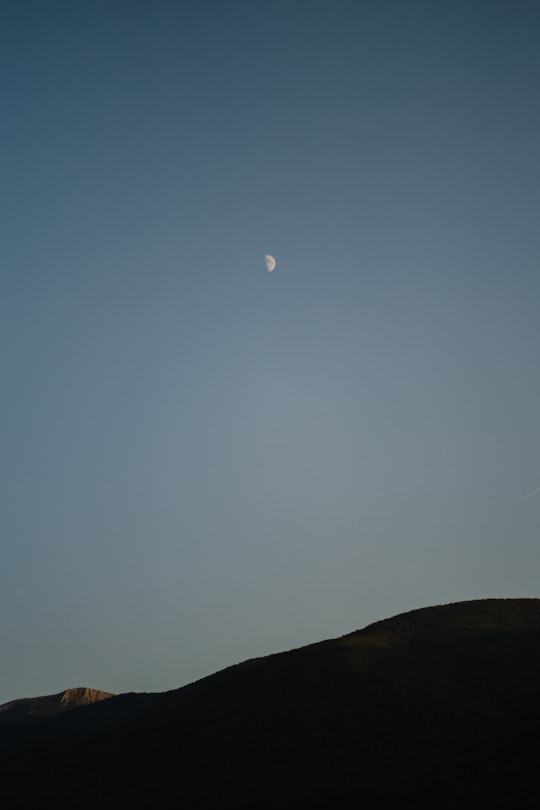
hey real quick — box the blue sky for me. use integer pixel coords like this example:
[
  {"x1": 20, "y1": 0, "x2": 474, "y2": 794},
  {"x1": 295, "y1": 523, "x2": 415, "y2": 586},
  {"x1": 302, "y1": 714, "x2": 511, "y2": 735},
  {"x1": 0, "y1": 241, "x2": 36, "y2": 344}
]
[{"x1": 1, "y1": 0, "x2": 539, "y2": 703}]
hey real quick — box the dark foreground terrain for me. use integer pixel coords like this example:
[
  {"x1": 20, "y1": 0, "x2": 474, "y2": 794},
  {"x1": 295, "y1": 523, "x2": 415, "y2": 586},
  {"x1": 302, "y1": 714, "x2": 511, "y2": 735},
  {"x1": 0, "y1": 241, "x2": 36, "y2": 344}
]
[{"x1": 2, "y1": 598, "x2": 540, "y2": 808}]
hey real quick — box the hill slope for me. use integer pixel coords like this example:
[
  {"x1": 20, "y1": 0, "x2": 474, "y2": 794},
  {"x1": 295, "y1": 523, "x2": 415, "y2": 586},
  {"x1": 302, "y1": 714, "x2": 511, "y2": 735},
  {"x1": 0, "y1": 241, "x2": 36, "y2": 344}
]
[{"x1": 2, "y1": 598, "x2": 540, "y2": 808}]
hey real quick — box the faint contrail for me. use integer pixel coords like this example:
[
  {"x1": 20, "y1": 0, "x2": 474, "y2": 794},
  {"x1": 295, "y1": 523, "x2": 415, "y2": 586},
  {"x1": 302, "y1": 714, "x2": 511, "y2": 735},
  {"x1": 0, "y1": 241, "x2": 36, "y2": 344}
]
[{"x1": 520, "y1": 486, "x2": 540, "y2": 501}]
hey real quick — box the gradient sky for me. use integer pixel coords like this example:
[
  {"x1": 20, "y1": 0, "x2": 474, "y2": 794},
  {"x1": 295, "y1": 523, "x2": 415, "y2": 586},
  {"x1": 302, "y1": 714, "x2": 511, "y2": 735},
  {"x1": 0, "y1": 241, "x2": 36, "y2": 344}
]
[{"x1": 1, "y1": 0, "x2": 539, "y2": 704}]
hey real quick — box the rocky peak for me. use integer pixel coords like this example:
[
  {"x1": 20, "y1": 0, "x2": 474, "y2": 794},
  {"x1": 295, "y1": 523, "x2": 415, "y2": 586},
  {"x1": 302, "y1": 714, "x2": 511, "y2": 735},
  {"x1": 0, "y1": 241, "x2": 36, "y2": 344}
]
[{"x1": 0, "y1": 687, "x2": 114, "y2": 719}]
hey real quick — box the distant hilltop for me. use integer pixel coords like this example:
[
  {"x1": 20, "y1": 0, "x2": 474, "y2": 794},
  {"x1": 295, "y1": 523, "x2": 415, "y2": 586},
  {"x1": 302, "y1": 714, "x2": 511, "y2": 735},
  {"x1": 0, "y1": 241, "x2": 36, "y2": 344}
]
[{"x1": 0, "y1": 687, "x2": 113, "y2": 719}]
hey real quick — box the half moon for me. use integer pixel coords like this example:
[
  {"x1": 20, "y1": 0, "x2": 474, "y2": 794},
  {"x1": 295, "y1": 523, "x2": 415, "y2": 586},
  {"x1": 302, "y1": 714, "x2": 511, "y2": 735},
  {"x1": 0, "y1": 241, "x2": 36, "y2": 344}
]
[{"x1": 265, "y1": 254, "x2": 276, "y2": 272}]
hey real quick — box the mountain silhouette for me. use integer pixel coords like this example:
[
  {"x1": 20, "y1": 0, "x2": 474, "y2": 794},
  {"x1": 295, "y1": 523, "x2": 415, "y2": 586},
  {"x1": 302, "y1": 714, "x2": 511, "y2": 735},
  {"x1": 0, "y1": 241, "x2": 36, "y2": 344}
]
[{"x1": 1, "y1": 598, "x2": 539, "y2": 808}]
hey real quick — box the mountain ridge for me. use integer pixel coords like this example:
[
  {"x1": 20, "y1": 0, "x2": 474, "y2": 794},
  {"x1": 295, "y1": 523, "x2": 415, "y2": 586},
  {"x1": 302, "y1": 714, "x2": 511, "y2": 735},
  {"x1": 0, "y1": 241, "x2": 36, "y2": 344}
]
[{"x1": 2, "y1": 598, "x2": 540, "y2": 808}]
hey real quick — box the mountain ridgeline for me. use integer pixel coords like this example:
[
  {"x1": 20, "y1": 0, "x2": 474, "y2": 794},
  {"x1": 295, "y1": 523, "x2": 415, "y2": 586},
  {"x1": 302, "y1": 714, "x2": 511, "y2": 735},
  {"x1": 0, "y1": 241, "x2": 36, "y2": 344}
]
[{"x1": 2, "y1": 598, "x2": 540, "y2": 808}]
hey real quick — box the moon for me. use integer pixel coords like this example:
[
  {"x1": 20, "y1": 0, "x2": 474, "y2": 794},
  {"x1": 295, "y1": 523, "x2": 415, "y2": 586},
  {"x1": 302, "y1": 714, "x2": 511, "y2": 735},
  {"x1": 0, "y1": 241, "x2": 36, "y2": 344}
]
[{"x1": 265, "y1": 254, "x2": 276, "y2": 272}]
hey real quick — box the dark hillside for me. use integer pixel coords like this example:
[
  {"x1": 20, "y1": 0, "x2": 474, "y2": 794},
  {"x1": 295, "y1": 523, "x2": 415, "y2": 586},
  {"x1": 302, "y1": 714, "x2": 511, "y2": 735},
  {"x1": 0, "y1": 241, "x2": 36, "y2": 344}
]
[{"x1": 1, "y1": 598, "x2": 539, "y2": 808}]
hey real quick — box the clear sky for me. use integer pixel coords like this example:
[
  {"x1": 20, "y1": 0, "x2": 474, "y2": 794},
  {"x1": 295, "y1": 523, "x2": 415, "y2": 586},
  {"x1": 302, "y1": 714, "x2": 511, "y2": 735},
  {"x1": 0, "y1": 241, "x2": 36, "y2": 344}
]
[{"x1": 1, "y1": 0, "x2": 539, "y2": 704}]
